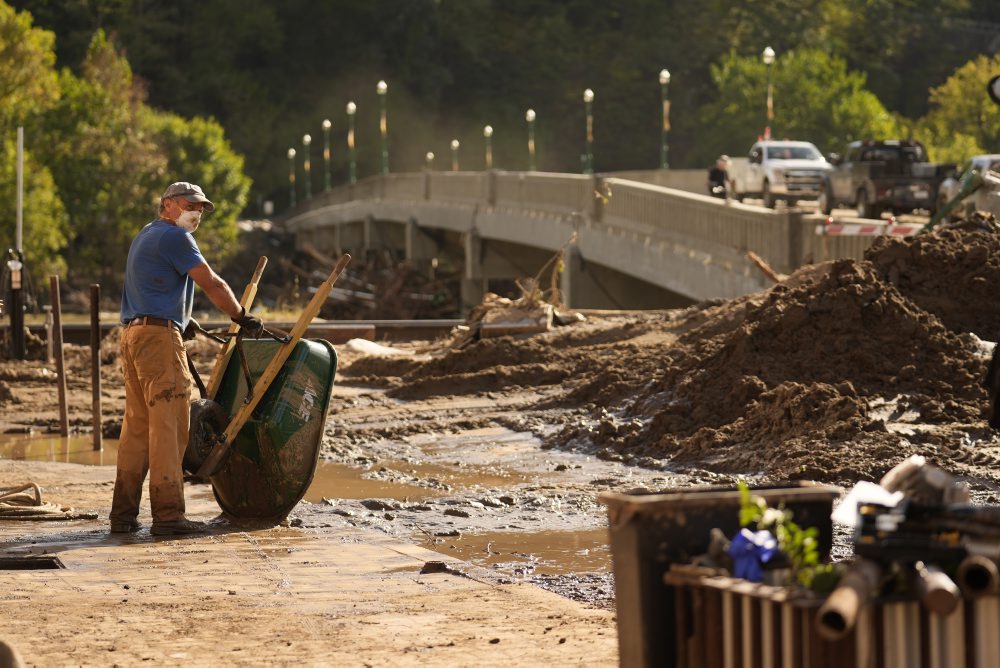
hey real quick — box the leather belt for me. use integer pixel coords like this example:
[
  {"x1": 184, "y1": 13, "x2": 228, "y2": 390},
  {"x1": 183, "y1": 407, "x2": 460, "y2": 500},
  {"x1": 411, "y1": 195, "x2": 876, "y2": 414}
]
[{"x1": 126, "y1": 316, "x2": 178, "y2": 329}]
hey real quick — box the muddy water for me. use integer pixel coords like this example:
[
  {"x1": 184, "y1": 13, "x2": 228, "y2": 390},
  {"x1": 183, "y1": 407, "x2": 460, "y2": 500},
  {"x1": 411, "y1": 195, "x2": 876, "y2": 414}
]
[
  {"x1": 0, "y1": 430, "x2": 620, "y2": 578},
  {"x1": 0, "y1": 435, "x2": 118, "y2": 466},
  {"x1": 423, "y1": 527, "x2": 611, "y2": 575}
]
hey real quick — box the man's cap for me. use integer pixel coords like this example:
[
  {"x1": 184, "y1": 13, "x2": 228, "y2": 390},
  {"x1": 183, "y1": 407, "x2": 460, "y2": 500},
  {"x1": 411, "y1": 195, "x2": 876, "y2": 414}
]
[
  {"x1": 718, "y1": 154, "x2": 730, "y2": 162},
  {"x1": 161, "y1": 182, "x2": 215, "y2": 212}
]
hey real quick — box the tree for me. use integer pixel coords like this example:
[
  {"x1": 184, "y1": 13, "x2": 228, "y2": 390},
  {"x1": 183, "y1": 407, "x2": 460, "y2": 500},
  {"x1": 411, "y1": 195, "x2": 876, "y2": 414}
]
[
  {"x1": 33, "y1": 30, "x2": 166, "y2": 288},
  {"x1": 918, "y1": 54, "x2": 1000, "y2": 163},
  {"x1": 0, "y1": 138, "x2": 67, "y2": 276},
  {"x1": 0, "y1": 2, "x2": 65, "y2": 278},
  {"x1": 142, "y1": 109, "x2": 252, "y2": 263},
  {"x1": 695, "y1": 49, "x2": 899, "y2": 165},
  {"x1": 0, "y1": 0, "x2": 58, "y2": 126}
]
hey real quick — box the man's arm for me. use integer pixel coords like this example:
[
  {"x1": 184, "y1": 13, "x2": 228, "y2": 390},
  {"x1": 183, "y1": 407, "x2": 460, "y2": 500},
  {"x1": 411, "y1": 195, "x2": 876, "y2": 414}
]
[{"x1": 188, "y1": 263, "x2": 242, "y2": 319}]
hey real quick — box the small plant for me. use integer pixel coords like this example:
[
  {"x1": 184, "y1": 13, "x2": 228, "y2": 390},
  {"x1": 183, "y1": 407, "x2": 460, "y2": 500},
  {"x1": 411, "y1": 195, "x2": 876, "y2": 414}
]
[{"x1": 737, "y1": 480, "x2": 837, "y2": 591}]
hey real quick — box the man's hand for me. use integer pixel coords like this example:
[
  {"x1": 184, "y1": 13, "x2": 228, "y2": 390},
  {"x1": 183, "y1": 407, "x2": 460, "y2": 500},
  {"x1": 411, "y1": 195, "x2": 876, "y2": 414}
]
[
  {"x1": 182, "y1": 318, "x2": 200, "y2": 341},
  {"x1": 232, "y1": 307, "x2": 264, "y2": 338}
]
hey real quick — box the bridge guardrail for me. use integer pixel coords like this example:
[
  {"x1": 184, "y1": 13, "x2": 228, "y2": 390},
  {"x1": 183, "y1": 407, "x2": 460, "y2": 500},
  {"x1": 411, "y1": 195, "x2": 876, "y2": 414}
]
[
  {"x1": 427, "y1": 172, "x2": 489, "y2": 203},
  {"x1": 283, "y1": 170, "x2": 893, "y2": 299},
  {"x1": 603, "y1": 178, "x2": 794, "y2": 272},
  {"x1": 494, "y1": 172, "x2": 595, "y2": 217}
]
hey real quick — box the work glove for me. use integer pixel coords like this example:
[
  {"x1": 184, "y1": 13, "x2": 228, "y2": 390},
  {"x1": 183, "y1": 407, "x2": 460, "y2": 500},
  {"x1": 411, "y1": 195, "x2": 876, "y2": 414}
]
[
  {"x1": 182, "y1": 318, "x2": 199, "y2": 341},
  {"x1": 232, "y1": 306, "x2": 264, "y2": 338}
]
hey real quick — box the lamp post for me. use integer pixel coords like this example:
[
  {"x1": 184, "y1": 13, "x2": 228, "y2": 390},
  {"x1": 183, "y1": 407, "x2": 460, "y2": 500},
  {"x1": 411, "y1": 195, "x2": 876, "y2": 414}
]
[
  {"x1": 322, "y1": 119, "x2": 332, "y2": 191},
  {"x1": 583, "y1": 88, "x2": 595, "y2": 174},
  {"x1": 425, "y1": 151, "x2": 435, "y2": 170},
  {"x1": 377, "y1": 80, "x2": 389, "y2": 175},
  {"x1": 525, "y1": 109, "x2": 536, "y2": 171},
  {"x1": 287, "y1": 147, "x2": 297, "y2": 207},
  {"x1": 346, "y1": 101, "x2": 357, "y2": 184},
  {"x1": 302, "y1": 133, "x2": 312, "y2": 199},
  {"x1": 483, "y1": 125, "x2": 493, "y2": 170},
  {"x1": 659, "y1": 69, "x2": 671, "y2": 169},
  {"x1": 450, "y1": 139, "x2": 460, "y2": 171},
  {"x1": 762, "y1": 46, "x2": 775, "y2": 139}
]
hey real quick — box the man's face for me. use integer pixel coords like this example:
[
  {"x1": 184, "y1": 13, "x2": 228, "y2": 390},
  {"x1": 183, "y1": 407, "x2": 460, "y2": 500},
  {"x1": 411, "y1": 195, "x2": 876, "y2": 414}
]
[{"x1": 170, "y1": 197, "x2": 207, "y2": 215}]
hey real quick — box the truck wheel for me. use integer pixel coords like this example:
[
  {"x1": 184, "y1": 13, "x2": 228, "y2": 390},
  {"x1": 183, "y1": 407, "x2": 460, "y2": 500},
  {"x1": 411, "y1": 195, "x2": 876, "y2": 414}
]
[
  {"x1": 856, "y1": 189, "x2": 874, "y2": 219},
  {"x1": 818, "y1": 184, "x2": 833, "y2": 215},
  {"x1": 762, "y1": 181, "x2": 776, "y2": 209}
]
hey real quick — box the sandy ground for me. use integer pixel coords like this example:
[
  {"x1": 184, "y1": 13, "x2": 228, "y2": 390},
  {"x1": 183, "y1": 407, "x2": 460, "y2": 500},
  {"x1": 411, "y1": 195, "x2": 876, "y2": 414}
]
[{"x1": 0, "y1": 459, "x2": 617, "y2": 666}]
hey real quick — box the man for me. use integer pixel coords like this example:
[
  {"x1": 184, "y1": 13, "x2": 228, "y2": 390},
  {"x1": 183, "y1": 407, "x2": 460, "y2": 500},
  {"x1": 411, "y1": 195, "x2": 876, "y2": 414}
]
[
  {"x1": 110, "y1": 181, "x2": 263, "y2": 536},
  {"x1": 708, "y1": 155, "x2": 732, "y2": 198}
]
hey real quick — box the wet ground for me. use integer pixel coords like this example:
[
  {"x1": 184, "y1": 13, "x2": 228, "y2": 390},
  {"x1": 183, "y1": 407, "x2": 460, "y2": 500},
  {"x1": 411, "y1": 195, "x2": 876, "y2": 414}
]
[{"x1": 0, "y1": 383, "x2": 703, "y2": 610}]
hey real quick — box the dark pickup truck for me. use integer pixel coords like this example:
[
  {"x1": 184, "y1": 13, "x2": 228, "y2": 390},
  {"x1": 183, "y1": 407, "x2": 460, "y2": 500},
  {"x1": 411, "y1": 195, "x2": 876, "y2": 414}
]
[{"x1": 818, "y1": 140, "x2": 954, "y2": 218}]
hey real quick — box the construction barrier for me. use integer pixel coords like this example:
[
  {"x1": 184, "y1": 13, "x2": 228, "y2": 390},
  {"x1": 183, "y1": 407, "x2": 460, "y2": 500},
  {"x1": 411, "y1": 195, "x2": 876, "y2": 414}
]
[{"x1": 815, "y1": 216, "x2": 922, "y2": 238}]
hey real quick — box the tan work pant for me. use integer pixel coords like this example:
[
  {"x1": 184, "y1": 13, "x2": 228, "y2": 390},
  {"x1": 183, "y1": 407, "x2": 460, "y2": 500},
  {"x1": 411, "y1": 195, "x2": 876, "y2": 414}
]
[{"x1": 110, "y1": 324, "x2": 193, "y2": 525}]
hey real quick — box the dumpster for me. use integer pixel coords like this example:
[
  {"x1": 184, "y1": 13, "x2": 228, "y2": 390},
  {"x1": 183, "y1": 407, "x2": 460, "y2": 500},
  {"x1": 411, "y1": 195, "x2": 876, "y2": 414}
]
[
  {"x1": 599, "y1": 482, "x2": 841, "y2": 668},
  {"x1": 208, "y1": 338, "x2": 338, "y2": 520}
]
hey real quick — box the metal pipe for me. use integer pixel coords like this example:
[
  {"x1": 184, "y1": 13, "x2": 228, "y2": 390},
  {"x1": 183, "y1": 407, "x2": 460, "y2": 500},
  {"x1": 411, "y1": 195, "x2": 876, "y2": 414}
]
[
  {"x1": 816, "y1": 558, "x2": 881, "y2": 641},
  {"x1": 958, "y1": 555, "x2": 1000, "y2": 597},
  {"x1": 913, "y1": 561, "x2": 961, "y2": 616}
]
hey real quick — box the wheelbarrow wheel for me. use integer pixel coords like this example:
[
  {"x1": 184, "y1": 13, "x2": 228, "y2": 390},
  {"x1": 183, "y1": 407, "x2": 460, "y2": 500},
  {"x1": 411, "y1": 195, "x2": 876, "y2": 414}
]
[{"x1": 184, "y1": 399, "x2": 230, "y2": 475}]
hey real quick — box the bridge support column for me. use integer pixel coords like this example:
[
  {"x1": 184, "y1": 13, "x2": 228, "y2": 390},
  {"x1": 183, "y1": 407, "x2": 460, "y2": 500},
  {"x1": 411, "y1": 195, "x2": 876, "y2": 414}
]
[
  {"x1": 362, "y1": 215, "x2": 375, "y2": 256},
  {"x1": 461, "y1": 229, "x2": 487, "y2": 313},
  {"x1": 560, "y1": 243, "x2": 587, "y2": 309},
  {"x1": 405, "y1": 218, "x2": 437, "y2": 278}
]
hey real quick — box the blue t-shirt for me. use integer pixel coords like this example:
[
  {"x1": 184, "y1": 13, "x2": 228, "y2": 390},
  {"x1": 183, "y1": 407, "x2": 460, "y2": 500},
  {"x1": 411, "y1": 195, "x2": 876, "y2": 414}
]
[{"x1": 120, "y1": 219, "x2": 206, "y2": 328}]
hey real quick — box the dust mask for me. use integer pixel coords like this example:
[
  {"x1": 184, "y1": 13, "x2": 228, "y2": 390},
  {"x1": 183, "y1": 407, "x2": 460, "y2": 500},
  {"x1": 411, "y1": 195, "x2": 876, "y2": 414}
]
[{"x1": 176, "y1": 210, "x2": 202, "y2": 232}]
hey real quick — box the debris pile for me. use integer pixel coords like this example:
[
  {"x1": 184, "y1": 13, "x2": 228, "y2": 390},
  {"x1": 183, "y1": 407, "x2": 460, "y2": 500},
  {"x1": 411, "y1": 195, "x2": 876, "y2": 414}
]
[
  {"x1": 865, "y1": 213, "x2": 1000, "y2": 339},
  {"x1": 342, "y1": 224, "x2": 1000, "y2": 487}
]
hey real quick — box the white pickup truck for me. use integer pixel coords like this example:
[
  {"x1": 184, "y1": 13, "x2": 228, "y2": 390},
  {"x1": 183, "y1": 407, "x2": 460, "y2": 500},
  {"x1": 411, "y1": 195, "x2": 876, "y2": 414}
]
[{"x1": 729, "y1": 140, "x2": 832, "y2": 208}]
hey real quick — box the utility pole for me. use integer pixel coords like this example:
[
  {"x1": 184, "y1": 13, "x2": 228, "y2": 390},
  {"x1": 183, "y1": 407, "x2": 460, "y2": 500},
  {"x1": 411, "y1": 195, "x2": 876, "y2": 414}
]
[{"x1": 7, "y1": 127, "x2": 26, "y2": 359}]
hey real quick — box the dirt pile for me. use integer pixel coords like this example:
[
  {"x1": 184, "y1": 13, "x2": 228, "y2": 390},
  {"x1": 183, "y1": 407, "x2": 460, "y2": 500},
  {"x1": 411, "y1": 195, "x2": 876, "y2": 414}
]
[
  {"x1": 865, "y1": 215, "x2": 1000, "y2": 340},
  {"x1": 341, "y1": 225, "x2": 1000, "y2": 486}
]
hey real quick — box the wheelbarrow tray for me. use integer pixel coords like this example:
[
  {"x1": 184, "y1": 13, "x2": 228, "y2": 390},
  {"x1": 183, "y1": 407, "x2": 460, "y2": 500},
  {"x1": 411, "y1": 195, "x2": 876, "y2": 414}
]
[{"x1": 209, "y1": 338, "x2": 338, "y2": 519}]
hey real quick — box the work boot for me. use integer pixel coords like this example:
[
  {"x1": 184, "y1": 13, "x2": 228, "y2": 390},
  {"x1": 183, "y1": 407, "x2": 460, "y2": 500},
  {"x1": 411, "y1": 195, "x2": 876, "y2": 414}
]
[
  {"x1": 109, "y1": 518, "x2": 142, "y2": 533},
  {"x1": 151, "y1": 518, "x2": 208, "y2": 536}
]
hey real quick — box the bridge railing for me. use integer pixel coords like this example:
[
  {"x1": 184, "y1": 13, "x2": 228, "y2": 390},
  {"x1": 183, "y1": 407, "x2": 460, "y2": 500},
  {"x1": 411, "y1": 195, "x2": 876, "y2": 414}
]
[
  {"x1": 283, "y1": 170, "x2": 885, "y2": 280},
  {"x1": 602, "y1": 178, "x2": 793, "y2": 271},
  {"x1": 494, "y1": 172, "x2": 595, "y2": 216},
  {"x1": 428, "y1": 172, "x2": 489, "y2": 203}
]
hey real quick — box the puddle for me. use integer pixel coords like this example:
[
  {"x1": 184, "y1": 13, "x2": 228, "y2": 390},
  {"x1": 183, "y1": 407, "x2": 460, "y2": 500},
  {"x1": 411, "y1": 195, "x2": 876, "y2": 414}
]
[
  {"x1": 420, "y1": 527, "x2": 611, "y2": 576},
  {"x1": 0, "y1": 435, "x2": 118, "y2": 466},
  {"x1": 304, "y1": 462, "x2": 438, "y2": 502}
]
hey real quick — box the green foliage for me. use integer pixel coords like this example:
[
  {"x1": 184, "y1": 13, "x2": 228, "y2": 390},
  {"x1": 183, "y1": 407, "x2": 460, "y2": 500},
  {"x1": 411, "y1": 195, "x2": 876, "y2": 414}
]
[
  {"x1": 918, "y1": 55, "x2": 1000, "y2": 162},
  {"x1": 697, "y1": 49, "x2": 899, "y2": 162},
  {"x1": 0, "y1": 138, "x2": 67, "y2": 275},
  {"x1": 33, "y1": 30, "x2": 166, "y2": 287},
  {"x1": 0, "y1": 1, "x2": 58, "y2": 125},
  {"x1": 142, "y1": 109, "x2": 251, "y2": 264},
  {"x1": 736, "y1": 479, "x2": 836, "y2": 591}
]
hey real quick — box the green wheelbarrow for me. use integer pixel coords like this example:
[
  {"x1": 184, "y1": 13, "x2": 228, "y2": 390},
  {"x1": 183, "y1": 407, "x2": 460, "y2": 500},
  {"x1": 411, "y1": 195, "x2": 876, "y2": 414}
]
[{"x1": 184, "y1": 254, "x2": 350, "y2": 520}]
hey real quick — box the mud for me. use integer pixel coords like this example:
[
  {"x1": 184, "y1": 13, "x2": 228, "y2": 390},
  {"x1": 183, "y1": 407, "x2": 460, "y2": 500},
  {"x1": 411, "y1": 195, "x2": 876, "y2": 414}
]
[
  {"x1": 337, "y1": 223, "x2": 1000, "y2": 495},
  {"x1": 4, "y1": 221, "x2": 1000, "y2": 616}
]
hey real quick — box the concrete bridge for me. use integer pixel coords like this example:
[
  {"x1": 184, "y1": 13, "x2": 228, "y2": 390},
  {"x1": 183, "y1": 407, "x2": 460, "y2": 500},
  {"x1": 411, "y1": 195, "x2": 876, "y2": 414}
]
[{"x1": 282, "y1": 170, "x2": 882, "y2": 311}]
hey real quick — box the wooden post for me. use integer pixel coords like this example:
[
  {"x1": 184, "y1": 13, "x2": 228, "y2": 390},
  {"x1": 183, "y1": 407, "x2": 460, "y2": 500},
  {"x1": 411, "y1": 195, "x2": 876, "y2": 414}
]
[
  {"x1": 50, "y1": 275, "x2": 69, "y2": 437},
  {"x1": 90, "y1": 284, "x2": 102, "y2": 451}
]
